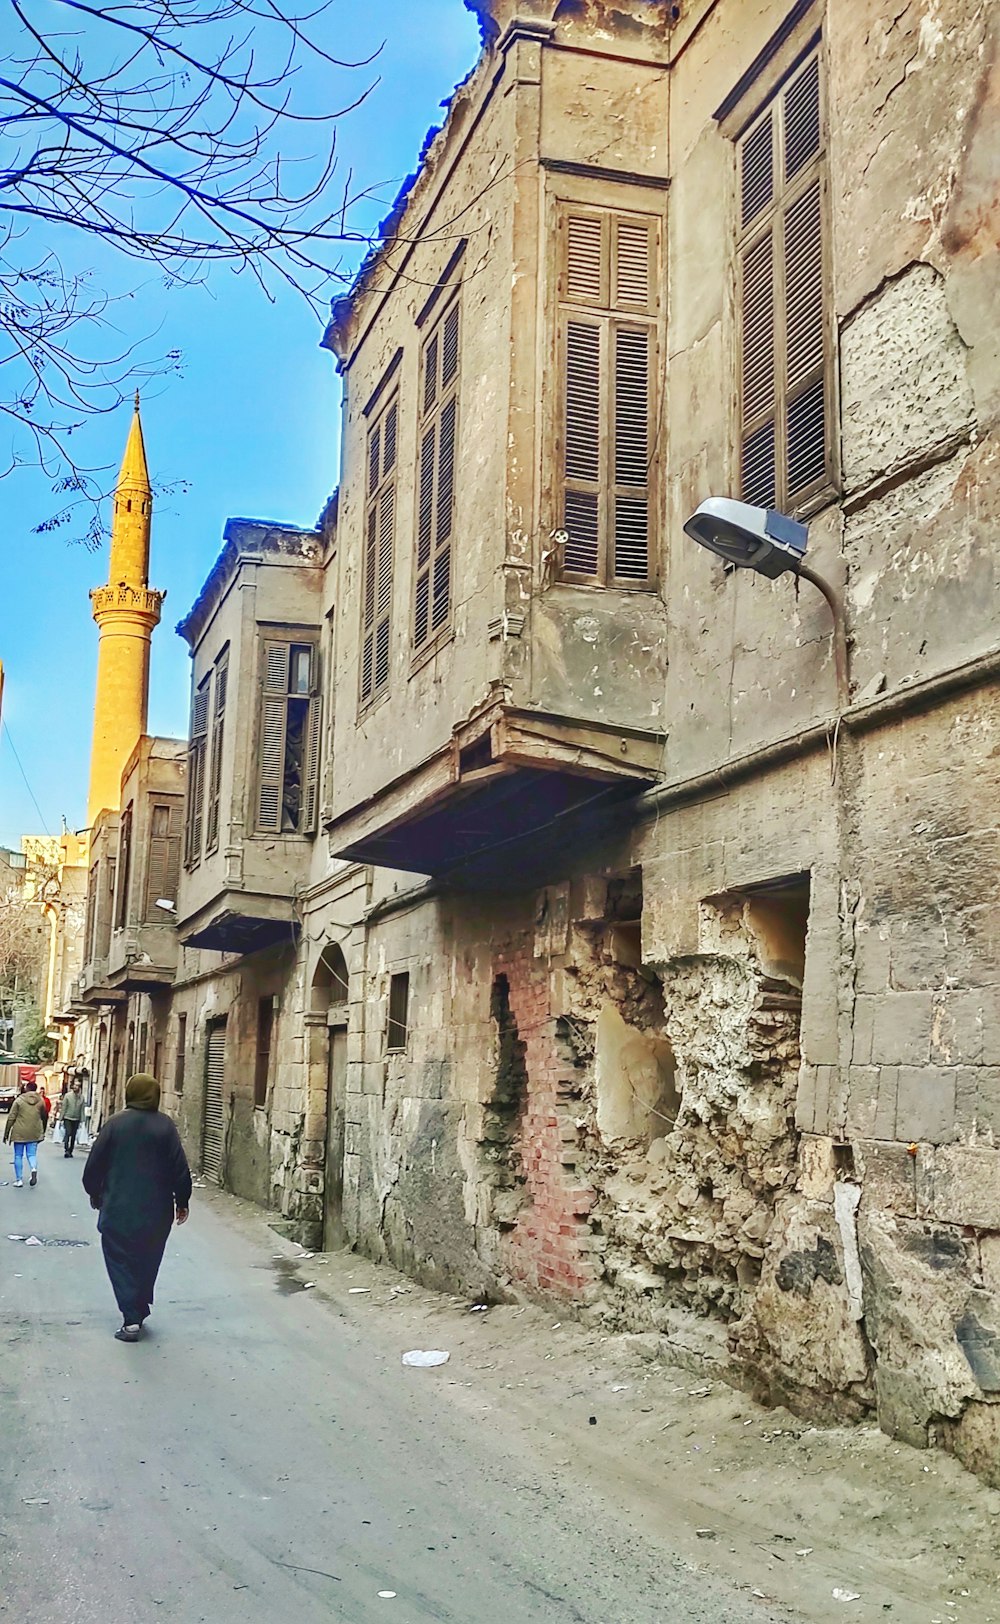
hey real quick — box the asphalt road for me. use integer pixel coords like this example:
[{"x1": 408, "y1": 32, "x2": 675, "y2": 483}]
[{"x1": 0, "y1": 1140, "x2": 795, "y2": 1624}]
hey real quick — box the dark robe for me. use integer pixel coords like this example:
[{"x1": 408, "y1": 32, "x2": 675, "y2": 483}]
[{"x1": 83, "y1": 1106, "x2": 192, "y2": 1325}]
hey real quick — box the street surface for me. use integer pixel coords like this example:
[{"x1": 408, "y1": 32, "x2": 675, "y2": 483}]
[{"x1": 0, "y1": 1141, "x2": 794, "y2": 1624}]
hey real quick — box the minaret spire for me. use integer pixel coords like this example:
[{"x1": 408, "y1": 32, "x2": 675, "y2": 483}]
[{"x1": 86, "y1": 394, "x2": 165, "y2": 825}]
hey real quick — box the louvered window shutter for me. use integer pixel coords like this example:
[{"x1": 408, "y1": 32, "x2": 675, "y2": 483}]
[
  {"x1": 257, "y1": 642, "x2": 289, "y2": 832},
  {"x1": 146, "y1": 803, "x2": 181, "y2": 918},
  {"x1": 302, "y1": 691, "x2": 322, "y2": 832},
  {"x1": 414, "y1": 301, "x2": 459, "y2": 650},
  {"x1": 560, "y1": 208, "x2": 657, "y2": 587},
  {"x1": 185, "y1": 679, "x2": 210, "y2": 864},
  {"x1": 206, "y1": 655, "x2": 228, "y2": 851},
  {"x1": 563, "y1": 316, "x2": 603, "y2": 578},
  {"x1": 737, "y1": 50, "x2": 829, "y2": 510},
  {"x1": 361, "y1": 400, "x2": 397, "y2": 702},
  {"x1": 164, "y1": 804, "x2": 182, "y2": 907}
]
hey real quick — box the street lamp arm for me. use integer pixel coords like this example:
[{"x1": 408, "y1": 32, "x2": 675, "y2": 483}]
[{"x1": 793, "y1": 561, "x2": 849, "y2": 712}]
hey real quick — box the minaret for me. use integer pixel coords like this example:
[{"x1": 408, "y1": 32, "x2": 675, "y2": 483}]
[{"x1": 86, "y1": 394, "x2": 165, "y2": 826}]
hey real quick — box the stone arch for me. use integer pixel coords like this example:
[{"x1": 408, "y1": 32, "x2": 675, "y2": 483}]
[{"x1": 311, "y1": 940, "x2": 349, "y2": 1015}]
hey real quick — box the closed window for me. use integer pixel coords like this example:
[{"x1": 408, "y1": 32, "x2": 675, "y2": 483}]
[
  {"x1": 558, "y1": 205, "x2": 659, "y2": 588},
  {"x1": 85, "y1": 860, "x2": 99, "y2": 962},
  {"x1": 116, "y1": 804, "x2": 133, "y2": 928},
  {"x1": 205, "y1": 650, "x2": 228, "y2": 852},
  {"x1": 146, "y1": 802, "x2": 182, "y2": 920},
  {"x1": 414, "y1": 301, "x2": 459, "y2": 649},
  {"x1": 386, "y1": 972, "x2": 409, "y2": 1052},
  {"x1": 175, "y1": 1012, "x2": 187, "y2": 1094},
  {"x1": 736, "y1": 49, "x2": 832, "y2": 511},
  {"x1": 184, "y1": 672, "x2": 211, "y2": 866},
  {"x1": 360, "y1": 395, "x2": 398, "y2": 706},
  {"x1": 254, "y1": 996, "x2": 274, "y2": 1108},
  {"x1": 256, "y1": 641, "x2": 320, "y2": 834}
]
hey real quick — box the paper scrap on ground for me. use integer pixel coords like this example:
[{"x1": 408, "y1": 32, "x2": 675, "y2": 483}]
[
  {"x1": 22, "y1": 1498, "x2": 50, "y2": 1506},
  {"x1": 348, "y1": 1288, "x2": 371, "y2": 1294},
  {"x1": 832, "y1": 1590, "x2": 861, "y2": 1603},
  {"x1": 25, "y1": 1236, "x2": 42, "y2": 1246},
  {"x1": 402, "y1": 1350, "x2": 449, "y2": 1368},
  {"x1": 377, "y1": 1592, "x2": 397, "y2": 1599}
]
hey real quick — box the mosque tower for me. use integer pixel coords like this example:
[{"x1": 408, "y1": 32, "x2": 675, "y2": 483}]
[{"x1": 86, "y1": 394, "x2": 165, "y2": 826}]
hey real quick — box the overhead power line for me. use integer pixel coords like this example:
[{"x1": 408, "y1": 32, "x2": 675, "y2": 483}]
[{"x1": 0, "y1": 722, "x2": 52, "y2": 836}]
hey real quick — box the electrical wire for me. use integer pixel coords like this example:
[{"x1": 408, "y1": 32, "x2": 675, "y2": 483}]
[{"x1": 0, "y1": 722, "x2": 51, "y2": 836}]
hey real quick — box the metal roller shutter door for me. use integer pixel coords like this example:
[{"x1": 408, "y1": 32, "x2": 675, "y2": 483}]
[{"x1": 202, "y1": 1020, "x2": 226, "y2": 1185}]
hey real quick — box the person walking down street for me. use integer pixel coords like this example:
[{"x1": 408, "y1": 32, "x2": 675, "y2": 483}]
[
  {"x1": 82, "y1": 1073, "x2": 192, "y2": 1344},
  {"x1": 3, "y1": 1081, "x2": 48, "y2": 1187},
  {"x1": 59, "y1": 1081, "x2": 85, "y2": 1158}
]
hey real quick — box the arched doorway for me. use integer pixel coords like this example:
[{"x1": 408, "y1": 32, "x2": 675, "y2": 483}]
[{"x1": 312, "y1": 943, "x2": 349, "y2": 1250}]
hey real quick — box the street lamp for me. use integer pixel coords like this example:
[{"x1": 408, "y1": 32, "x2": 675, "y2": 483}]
[{"x1": 683, "y1": 497, "x2": 847, "y2": 709}]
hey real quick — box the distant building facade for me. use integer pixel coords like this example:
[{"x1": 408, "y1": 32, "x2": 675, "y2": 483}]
[{"x1": 72, "y1": 0, "x2": 1000, "y2": 1483}]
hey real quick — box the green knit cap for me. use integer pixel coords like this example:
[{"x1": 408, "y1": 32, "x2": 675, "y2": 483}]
[{"x1": 125, "y1": 1072, "x2": 160, "y2": 1111}]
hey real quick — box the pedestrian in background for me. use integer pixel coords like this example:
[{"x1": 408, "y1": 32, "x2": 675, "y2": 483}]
[
  {"x1": 3, "y1": 1081, "x2": 48, "y2": 1187},
  {"x1": 59, "y1": 1081, "x2": 85, "y2": 1158},
  {"x1": 82, "y1": 1072, "x2": 192, "y2": 1343}
]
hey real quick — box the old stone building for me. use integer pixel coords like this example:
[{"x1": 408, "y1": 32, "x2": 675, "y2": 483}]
[{"x1": 71, "y1": 0, "x2": 999, "y2": 1485}]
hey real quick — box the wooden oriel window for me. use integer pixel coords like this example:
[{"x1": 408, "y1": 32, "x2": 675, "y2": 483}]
[
  {"x1": 205, "y1": 649, "x2": 228, "y2": 853},
  {"x1": 557, "y1": 205, "x2": 659, "y2": 588},
  {"x1": 736, "y1": 49, "x2": 832, "y2": 511},
  {"x1": 360, "y1": 394, "x2": 398, "y2": 705},
  {"x1": 254, "y1": 996, "x2": 274, "y2": 1108},
  {"x1": 184, "y1": 672, "x2": 211, "y2": 866},
  {"x1": 145, "y1": 801, "x2": 182, "y2": 920},
  {"x1": 386, "y1": 971, "x2": 409, "y2": 1052},
  {"x1": 414, "y1": 300, "x2": 459, "y2": 649},
  {"x1": 256, "y1": 640, "x2": 320, "y2": 834}
]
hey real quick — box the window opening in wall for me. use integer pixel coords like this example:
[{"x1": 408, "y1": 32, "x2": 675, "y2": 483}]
[
  {"x1": 557, "y1": 205, "x2": 659, "y2": 588},
  {"x1": 360, "y1": 394, "x2": 398, "y2": 706},
  {"x1": 205, "y1": 649, "x2": 228, "y2": 852},
  {"x1": 85, "y1": 860, "x2": 99, "y2": 962},
  {"x1": 256, "y1": 640, "x2": 320, "y2": 834},
  {"x1": 153, "y1": 1040, "x2": 162, "y2": 1081},
  {"x1": 126, "y1": 1020, "x2": 136, "y2": 1079},
  {"x1": 175, "y1": 1012, "x2": 187, "y2": 1094},
  {"x1": 738, "y1": 873, "x2": 810, "y2": 988},
  {"x1": 735, "y1": 48, "x2": 832, "y2": 511},
  {"x1": 185, "y1": 672, "x2": 211, "y2": 865},
  {"x1": 116, "y1": 805, "x2": 133, "y2": 929},
  {"x1": 254, "y1": 996, "x2": 274, "y2": 1108},
  {"x1": 414, "y1": 299, "x2": 459, "y2": 650},
  {"x1": 386, "y1": 972, "x2": 409, "y2": 1052},
  {"x1": 146, "y1": 802, "x2": 182, "y2": 920},
  {"x1": 138, "y1": 1020, "x2": 148, "y2": 1072},
  {"x1": 312, "y1": 941, "x2": 349, "y2": 1014}
]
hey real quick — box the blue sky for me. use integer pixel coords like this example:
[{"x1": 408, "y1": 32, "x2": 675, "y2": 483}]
[{"x1": 0, "y1": 0, "x2": 480, "y2": 847}]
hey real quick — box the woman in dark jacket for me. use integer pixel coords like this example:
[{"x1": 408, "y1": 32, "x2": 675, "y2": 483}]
[{"x1": 83, "y1": 1072, "x2": 192, "y2": 1343}]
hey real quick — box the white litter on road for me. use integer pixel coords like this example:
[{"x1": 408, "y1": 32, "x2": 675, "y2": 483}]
[
  {"x1": 377, "y1": 1591, "x2": 396, "y2": 1599},
  {"x1": 348, "y1": 1288, "x2": 371, "y2": 1294},
  {"x1": 401, "y1": 1350, "x2": 449, "y2": 1368},
  {"x1": 832, "y1": 1590, "x2": 861, "y2": 1603}
]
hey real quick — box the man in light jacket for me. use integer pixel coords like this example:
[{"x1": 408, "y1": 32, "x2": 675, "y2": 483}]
[{"x1": 59, "y1": 1080, "x2": 85, "y2": 1158}]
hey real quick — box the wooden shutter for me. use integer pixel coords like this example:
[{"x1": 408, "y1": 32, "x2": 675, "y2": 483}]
[
  {"x1": 206, "y1": 654, "x2": 227, "y2": 851},
  {"x1": 361, "y1": 401, "x2": 396, "y2": 700},
  {"x1": 257, "y1": 642, "x2": 288, "y2": 832},
  {"x1": 185, "y1": 678, "x2": 210, "y2": 864},
  {"x1": 612, "y1": 325, "x2": 651, "y2": 582},
  {"x1": 563, "y1": 317, "x2": 602, "y2": 577},
  {"x1": 559, "y1": 208, "x2": 657, "y2": 587},
  {"x1": 739, "y1": 230, "x2": 777, "y2": 507},
  {"x1": 146, "y1": 802, "x2": 182, "y2": 918},
  {"x1": 736, "y1": 49, "x2": 829, "y2": 510},
  {"x1": 116, "y1": 805, "x2": 133, "y2": 927},
  {"x1": 414, "y1": 303, "x2": 459, "y2": 651},
  {"x1": 565, "y1": 213, "x2": 605, "y2": 304},
  {"x1": 302, "y1": 689, "x2": 322, "y2": 832}
]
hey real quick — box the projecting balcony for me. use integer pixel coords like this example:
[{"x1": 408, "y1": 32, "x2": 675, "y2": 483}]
[
  {"x1": 325, "y1": 696, "x2": 664, "y2": 884},
  {"x1": 176, "y1": 871, "x2": 301, "y2": 956},
  {"x1": 77, "y1": 957, "x2": 126, "y2": 1007},
  {"x1": 106, "y1": 922, "x2": 178, "y2": 992}
]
